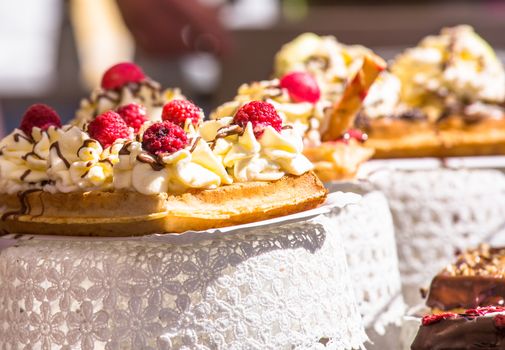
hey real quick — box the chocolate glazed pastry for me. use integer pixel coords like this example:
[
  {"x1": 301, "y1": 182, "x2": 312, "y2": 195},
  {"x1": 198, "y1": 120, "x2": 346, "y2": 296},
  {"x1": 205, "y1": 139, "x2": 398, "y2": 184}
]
[
  {"x1": 411, "y1": 315, "x2": 505, "y2": 350},
  {"x1": 426, "y1": 246, "x2": 505, "y2": 311}
]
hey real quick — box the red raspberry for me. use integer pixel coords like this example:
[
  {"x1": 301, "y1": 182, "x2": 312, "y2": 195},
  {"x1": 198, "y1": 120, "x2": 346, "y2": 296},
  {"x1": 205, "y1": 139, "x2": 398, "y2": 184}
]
[
  {"x1": 161, "y1": 100, "x2": 203, "y2": 127},
  {"x1": 233, "y1": 101, "x2": 282, "y2": 138},
  {"x1": 142, "y1": 121, "x2": 188, "y2": 155},
  {"x1": 494, "y1": 315, "x2": 505, "y2": 329},
  {"x1": 466, "y1": 306, "x2": 505, "y2": 317},
  {"x1": 20, "y1": 104, "x2": 62, "y2": 135},
  {"x1": 116, "y1": 103, "x2": 147, "y2": 133},
  {"x1": 335, "y1": 129, "x2": 368, "y2": 145},
  {"x1": 421, "y1": 313, "x2": 456, "y2": 326},
  {"x1": 280, "y1": 71, "x2": 321, "y2": 103},
  {"x1": 88, "y1": 111, "x2": 130, "y2": 147},
  {"x1": 101, "y1": 62, "x2": 146, "y2": 90}
]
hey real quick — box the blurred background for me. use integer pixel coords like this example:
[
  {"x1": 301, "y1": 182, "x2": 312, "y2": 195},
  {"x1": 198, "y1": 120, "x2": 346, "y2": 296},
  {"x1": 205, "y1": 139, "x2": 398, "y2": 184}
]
[{"x1": 1, "y1": 0, "x2": 504, "y2": 134}]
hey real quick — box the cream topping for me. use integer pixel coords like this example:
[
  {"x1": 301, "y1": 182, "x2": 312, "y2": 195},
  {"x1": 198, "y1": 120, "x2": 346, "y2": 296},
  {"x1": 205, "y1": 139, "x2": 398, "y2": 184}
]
[
  {"x1": 391, "y1": 25, "x2": 505, "y2": 119},
  {"x1": 0, "y1": 127, "x2": 59, "y2": 194},
  {"x1": 273, "y1": 32, "x2": 399, "y2": 120},
  {"x1": 46, "y1": 126, "x2": 122, "y2": 193},
  {"x1": 362, "y1": 72, "x2": 402, "y2": 119},
  {"x1": 201, "y1": 118, "x2": 313, "y2": 182},
  {"x1": 210, "y1": 79, "x2": 332, "y2": 147},
  {"x1": 73, "y1": 82, "x2": 185, "y2": 127},
  {"x1": 113, "y1": 138, "x2": 231, "y2": 195}
]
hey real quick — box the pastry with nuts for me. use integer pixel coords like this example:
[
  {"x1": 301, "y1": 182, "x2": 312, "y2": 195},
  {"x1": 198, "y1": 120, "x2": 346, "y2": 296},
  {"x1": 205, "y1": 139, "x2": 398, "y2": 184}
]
[{"x1": 425, "y1": 244, "x2": 505, "y2": 313}]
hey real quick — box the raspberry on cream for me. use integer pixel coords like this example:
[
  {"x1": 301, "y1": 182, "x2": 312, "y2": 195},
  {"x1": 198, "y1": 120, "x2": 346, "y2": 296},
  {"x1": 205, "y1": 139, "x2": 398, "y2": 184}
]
[{"x1": 73, "y1": 63, "x2": 186, "y2": 127}]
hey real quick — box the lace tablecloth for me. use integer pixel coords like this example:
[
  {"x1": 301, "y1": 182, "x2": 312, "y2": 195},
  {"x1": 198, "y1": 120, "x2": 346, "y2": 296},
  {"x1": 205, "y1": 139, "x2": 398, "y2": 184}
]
[
  {"x1": 0, "y1": 210, "x2": 367, "y2": 349},
  {"x1": 326, "y1": 183, "x2": 405, "y2": 348},
  {"x1": 368, "y1": 166, "x2": 505, "y2": 306}
]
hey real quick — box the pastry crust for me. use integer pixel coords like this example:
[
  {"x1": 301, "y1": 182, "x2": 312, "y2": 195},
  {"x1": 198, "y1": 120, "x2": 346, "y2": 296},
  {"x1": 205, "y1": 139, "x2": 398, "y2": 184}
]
[
  {"x1": 0, "y1": 172, "x2": 327, "y2": 236},
  {"x1": 303, "y1": 140, "x2": 374, "y2": 182},
  {"x1": 365, "y1": 114, "x2": 505, "y2": 158}
]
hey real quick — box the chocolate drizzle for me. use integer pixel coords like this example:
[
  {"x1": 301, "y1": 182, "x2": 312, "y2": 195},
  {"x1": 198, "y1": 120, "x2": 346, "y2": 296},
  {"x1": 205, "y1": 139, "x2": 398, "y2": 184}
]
[
  {"x1": 77, "y1": 139, "x2": 99, "y2": 156},
  {"x1": 13, "y1": 133, "x2": 33, "y2": 144},
  {"x1": 210, "y1": 125, "x2": 244, "y2": 150},
  {"x1": 1, "y1": 189, "x2": 42, "y2": 220},
  {"x1": 20, "y1": 170, "x2": 31, "y2": 181},
  {"x1": 119, "y1": 142, "x2": 132, "y2": 156},
  {"x1": 21, "y1": 151, "x2": 43, "y2": 161},
  {"x1": 189, "y1": 137, "x2": 201, "y2": 153},
  {"x1": 50, "y1": 142, "x2": 70, "y2": 168},
  {"x1": 136, "y1": 152, "x2": 165, "y2": 171}
]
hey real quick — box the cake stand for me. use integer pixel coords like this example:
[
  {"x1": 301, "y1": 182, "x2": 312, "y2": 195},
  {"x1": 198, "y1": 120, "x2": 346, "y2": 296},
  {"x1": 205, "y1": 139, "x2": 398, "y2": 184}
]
[
  {"x1": 364, "y1": 157, "x2": 505, "y2": 307},
  {"x1": 326, "y1": 182, "x2": 405, "y2": 349},
  {"x1": 0, "y1": 194, "x2": 367, "y2": 350}
]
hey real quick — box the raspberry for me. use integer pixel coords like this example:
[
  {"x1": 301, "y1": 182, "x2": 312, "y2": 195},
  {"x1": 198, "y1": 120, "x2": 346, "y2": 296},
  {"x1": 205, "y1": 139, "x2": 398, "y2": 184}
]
[
  {"x1": 466, "y1": 306, "x2": 505, "y2": 317},
  {"x1": 421, "y1": 313, "x2": 456, "y2": 326},
  {"x1": 494, "y1": 315, "x2": 505, "y2": 330},
  {"x1": 142, "y1": 121, "x2": 188, "y2": 155},
  {"x1": 233, "y1": 101, "x2": 282, "y2": 138},
  {"x1": 280, "y1": 71, "x2": 321, "y2": 103},
  {"x1": 116, "y1": 103, "x2": 147, "y2": 133},
  {"x1": 161, "y1": 100, "x2": 203, "y2": 127},
  {"x1": 335, "y1": 129, "x2": 368, "y2": 144},
  {"x1": 101, "y1": 62, "x2": 146, "y2": 90},
  {"x1": 88, "y1": 111, "x2": 130, "y2": 147},
  {"x1": 20, "y1": 104, "x2": 62, "y2": 135}
]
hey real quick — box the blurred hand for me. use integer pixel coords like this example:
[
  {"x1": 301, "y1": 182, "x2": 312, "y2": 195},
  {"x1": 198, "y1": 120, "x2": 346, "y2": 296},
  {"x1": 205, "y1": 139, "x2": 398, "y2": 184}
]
[{"x1": 116, "y1": 0, "x2": 232, "y2": 57}]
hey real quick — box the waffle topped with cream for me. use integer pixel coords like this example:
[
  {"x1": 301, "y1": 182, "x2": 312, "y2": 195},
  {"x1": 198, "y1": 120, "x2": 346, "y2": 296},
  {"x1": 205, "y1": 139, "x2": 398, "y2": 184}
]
[{"x1": 0, "y1": 63, "x2": 327, "y2": 236}]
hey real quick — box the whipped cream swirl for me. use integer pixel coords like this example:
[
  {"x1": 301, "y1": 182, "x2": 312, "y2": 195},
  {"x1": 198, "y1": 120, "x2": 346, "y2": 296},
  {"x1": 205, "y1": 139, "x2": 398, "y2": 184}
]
[
  {"x1": 201, "y1": 117, "x2": 313, "y2": 182},
  {"x1": 46, "y1": 126, "x2": 122, "y2": 193},
  {"x1": 392, "y1": 25, "x2": 505, "y2": 119},
  {"x1": 0, "y1": 127, "x2": 59, "y2": 194},
  {"x1": 73, "y1": 81, "x2": 184, "y2": 127},
  {"x1": 210, "y1": 79, "x2": 332, "y2": 147}
]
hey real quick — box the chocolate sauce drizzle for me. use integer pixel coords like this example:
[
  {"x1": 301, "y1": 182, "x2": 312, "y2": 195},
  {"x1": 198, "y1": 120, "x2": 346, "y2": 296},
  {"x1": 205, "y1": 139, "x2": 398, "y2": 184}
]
[
  {"x1": 21, "y1": 151, "x2": 43, "y2": 161},
  {"x1": 50, "y1": 142, "x2": 70, "y2": 168},
  {"x1": 13, "y1": 133, "x2": 33, "y2": 144},
  {"x1": 119, "y1": 142, "x2": 132, "y2": 156},
  {"x1": 77, "y1": 139, "x2": 99, "y2": 156},
  {"x1": 210, "y1": 125, "x2": 244, "y2": 150},
  {"x1": 189, "y1": 137, "x2": 201, "y2": 153},
  {"x1": 1, "y1": 189, "x2": 42, "y2": 220},
  {"x1": 136, "y1": 152, "x2": 165, "y2": 171}
]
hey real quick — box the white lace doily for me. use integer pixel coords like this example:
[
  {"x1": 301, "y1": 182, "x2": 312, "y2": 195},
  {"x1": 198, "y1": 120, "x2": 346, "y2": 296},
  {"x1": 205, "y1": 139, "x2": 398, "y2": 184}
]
[
  {"x1": 326, "y1": 183, "x2": 405, "y2": 338},
  {"x1": 368, "y1": 167, "x2": 505, "y2": 306},
  {"x1": 0, "y1": 214, "x2": 368, "y2": 350}
]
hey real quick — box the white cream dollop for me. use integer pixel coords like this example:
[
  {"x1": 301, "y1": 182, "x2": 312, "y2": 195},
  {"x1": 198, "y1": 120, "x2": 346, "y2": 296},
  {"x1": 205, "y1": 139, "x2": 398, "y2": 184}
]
[
  {"x1": 0, "y1": 126, "x2": 59, "y2": 194},
  {"x1": 72, "y1": 84, "x2": 185, "y2": 127},
  {"x1": 210, "y1": 79, "x2": 331, "y2": 147},
  {"x1": 113, "y1": 138, "x2": 232, "y2": 195},
  {"x1": 392, "y1": 25, "x2": 505, "y2": 116},
  {"x1": 363, "y1": 72, "x2": 402, "y2": 119},
  {"x1": 202, "y1": 119, "x2": 313, "y2": 183},
  {"x1": 46, "y1": 126, "x2": 121, "y2": 193}
]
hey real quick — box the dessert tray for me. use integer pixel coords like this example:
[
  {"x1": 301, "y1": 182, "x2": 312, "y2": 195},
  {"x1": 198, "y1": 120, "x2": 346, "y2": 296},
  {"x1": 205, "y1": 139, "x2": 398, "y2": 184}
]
[
  {"x1": 363, "y1": 156, "x2": 505, "y2": 306},
  {"x1": 0, "y1": 192, "x2": 368, "y2": 350}
]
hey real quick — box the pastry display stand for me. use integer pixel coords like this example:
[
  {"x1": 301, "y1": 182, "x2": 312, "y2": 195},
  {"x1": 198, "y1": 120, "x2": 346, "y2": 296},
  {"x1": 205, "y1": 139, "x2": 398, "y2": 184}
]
[
  {"x1": 363, "y1": 157, "x2": 505, "y2": 307},
  {"x1": 0, "y1": 193, "x2": 368, "y2": 350},
  {"x1": 326, "y1": 182, "x2": 405, "y2": 350}
]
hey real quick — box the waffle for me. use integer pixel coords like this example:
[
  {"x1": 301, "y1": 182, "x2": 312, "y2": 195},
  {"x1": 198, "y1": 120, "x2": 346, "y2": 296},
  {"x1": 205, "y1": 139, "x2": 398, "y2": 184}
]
[{"x1": 0, "y1": 172, "x2": 327, "y2": 236}]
